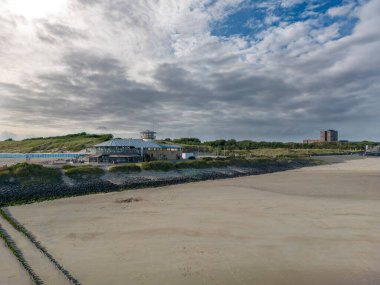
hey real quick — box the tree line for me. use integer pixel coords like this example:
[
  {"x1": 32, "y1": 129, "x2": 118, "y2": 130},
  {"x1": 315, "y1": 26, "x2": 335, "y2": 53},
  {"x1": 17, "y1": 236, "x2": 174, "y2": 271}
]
[{"x1": 164, "y1": 138, "x2": 378, "y2": 150}]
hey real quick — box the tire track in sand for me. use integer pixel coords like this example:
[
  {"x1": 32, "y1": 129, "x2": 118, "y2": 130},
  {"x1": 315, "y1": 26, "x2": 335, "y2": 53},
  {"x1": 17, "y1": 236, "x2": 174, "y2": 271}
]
[{"x1": 0, "y1": 208, "x2": 78, "y2": 285}]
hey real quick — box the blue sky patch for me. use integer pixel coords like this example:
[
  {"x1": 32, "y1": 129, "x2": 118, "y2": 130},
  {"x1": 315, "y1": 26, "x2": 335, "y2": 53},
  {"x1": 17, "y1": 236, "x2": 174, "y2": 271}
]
[{"x1": 210, "y1": 0, "x2": 361, "y2": 40}]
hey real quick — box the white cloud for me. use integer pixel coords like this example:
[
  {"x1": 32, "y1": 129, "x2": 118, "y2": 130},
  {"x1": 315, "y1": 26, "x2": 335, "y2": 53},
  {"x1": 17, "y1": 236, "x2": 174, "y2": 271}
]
[
  {"x1": 327, "y1": 3, "x2": 355, "y2": 17},
  {"x1": 280, "y1": 0, "x2": 305, "y2": 8},
  {"x1": 0, "y1": 0, "x2": 379, "y2": 140}
]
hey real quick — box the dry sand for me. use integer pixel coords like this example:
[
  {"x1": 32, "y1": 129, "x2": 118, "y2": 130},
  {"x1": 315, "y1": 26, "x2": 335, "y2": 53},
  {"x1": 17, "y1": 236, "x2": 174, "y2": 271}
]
[{"x1": 5, "y1": 157, "x2": 380, "y2": 285}]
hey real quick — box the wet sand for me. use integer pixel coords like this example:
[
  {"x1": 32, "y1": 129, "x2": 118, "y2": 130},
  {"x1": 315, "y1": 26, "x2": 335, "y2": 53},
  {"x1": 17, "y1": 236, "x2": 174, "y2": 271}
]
[
  {"x1": 7, "y1": 157, "x2": 380, "y2": 285},
  {"x1": 0, "y1": 212, "x2": 71, "y2": 285}
]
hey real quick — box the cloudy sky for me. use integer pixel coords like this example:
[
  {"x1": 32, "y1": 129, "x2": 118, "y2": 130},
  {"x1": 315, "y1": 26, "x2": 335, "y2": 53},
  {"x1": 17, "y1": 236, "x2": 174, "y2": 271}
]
[{"x1": 0, "y1": 0, "x2": 379, "y2": 141}]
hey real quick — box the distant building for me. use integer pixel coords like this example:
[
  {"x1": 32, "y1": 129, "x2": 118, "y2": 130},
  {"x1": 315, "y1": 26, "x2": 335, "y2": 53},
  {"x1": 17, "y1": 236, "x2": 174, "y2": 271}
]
[
  {"x1": 303, "y1": 139, "x2": 320, "y2": 144},
  {"x1": 89, "y1": 132, "x2": 182, "y2": 163},
  {"x1": 365, "y1": 145, "x2": 380, "y2": 156},
  {"x1": 320, "y1": 130, "x2": 338, "y2": 142},
  {"x1": 89, "y1": 139, "x2": 143, "y2": 164},
  {"x1": 140, "y1": 130, "x2": 156, "y2": 141}
]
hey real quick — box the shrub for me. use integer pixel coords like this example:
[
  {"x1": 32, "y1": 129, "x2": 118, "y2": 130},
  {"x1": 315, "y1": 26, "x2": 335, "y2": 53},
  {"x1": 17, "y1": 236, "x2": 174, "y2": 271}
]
[
  {"x1": 64, "y1": 165, "x2": 104, "y2": 180},
  {"x1": 0, "y1": 169, "x2": 11, "y2": 183},
  {"x1": 175, "y1": 160, "x2": 209, "y2": 169},
  {"x1": 61, "y1": 164, "x2": 76, "y2": 170},
  {"x1": 109, "y1": 164, "x2": 141, "y2": 173},
  {"x1": 206, "y1": 160, "x2": 228, "y2": 167},
  {"x1": 0, "y1": 163, "x2": 62, "y2": 185},
  {"x1": 175, "y1": 158, "x2": 273, "y2": 169},
  {"x1": 200, "y1": 157, "x2": 213, "y2": 161},
  {"x1": 223, "y1": 158, "x2": 249, "y2": 167},
  {"x1": 140, "y1": 161, "x2": 175, "y2": 171}
]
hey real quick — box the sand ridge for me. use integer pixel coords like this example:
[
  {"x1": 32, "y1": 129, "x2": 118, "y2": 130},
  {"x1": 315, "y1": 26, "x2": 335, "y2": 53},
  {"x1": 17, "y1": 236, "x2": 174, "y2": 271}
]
[{"x1": 0, "y1": 232, "x2": 32, "y2": 285}]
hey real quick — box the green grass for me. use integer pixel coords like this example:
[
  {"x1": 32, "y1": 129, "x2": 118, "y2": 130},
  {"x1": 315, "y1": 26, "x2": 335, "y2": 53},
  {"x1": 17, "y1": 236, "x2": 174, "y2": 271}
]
[
  {"x1": 141, "y1": 161, "x2": 176, "y2": 171},
  {"x1": 61, "y1": 164, "x2": 76, "y2": 170},
  {"x1": 109, "y1": 163, "x2": 142, "y2": 173},
  {"x1": 175, "y1": 160, "x2": 209, "y2": 169},
  {"x1": 107, "y1": 158, "x2": 302, "y2": 172},
  {"x1": 216, "y1": 148, "x2": 361, "y2": 158},
  {"x1": 63, "y1": 165, "x2": 105, "y2": 180},
  {"x1": 176, "y1": 156, "x2": 316, "y2": 169},
  {"x1": 247, "y1": 148, "x2": 360, "y2": 157},
  {"x1": 0, "y1": 132, "x2": 112, "y2": 153},
  {"x1": 111, "y1": 156, "x2": 317, "y2": 172},
  {"x1": 0, "y1": 163, "x2": 62, "y2": 185}
]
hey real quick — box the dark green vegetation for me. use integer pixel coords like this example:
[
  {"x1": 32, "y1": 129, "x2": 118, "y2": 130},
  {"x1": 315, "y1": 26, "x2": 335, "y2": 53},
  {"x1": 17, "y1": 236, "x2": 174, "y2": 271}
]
[
  {"x1": 170, "y1": 138, "x2": 376, "y2": 149},
  {"x1": 0, "y1": 163, "x2": 62, "y2": 185},
  {"x1": 108, "y1": 158, "x2": 314, "y2": 172},
  {"x1": 162, "y1": 138, "x2": 377, "y2": 154},
  {"x1": 63, "y1": 165, "x2": 105, "y2": 180},
  {"x1": 61, "y1": 164, "x2": 76, "y2": 170},
  {"x1": 0, "y1": 158, "x2": 319, "y2": 207},
  {"x1": 175, "y1": 160, "x2": 210, "y2": 169},
  {"x1": 0, "y1": 132, "x2": 112, "y2": 153},
  {"x1": 175, "y1": 156, "x2": 315, "y2": 169},
  {"x1": 175, "y1": 157, "x2": 272, "y2": 168},
  {"x1": 203, "y1": 140, "x2": 374, "y2": 150},
  {"x1": 141, "y1": 161, "x2": 176, "y2": 171},
  {"x1": 168, "y1": 138, "x2": 201, "y2": 145},
  {"x1": 1, "y1": 132, "x2": 373, "y2": 155},
  {"x1": 109, "y1": 163, "x2": 141, "y2": 173},
  {"x1": 121, "y1": 157, "x2": 318, "y2": 172}
]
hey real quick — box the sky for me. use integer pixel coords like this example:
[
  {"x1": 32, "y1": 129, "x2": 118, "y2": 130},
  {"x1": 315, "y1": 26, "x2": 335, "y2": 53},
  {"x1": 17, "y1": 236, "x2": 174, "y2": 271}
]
[{"x1": 0, "y1": 0, "x2": 379, "y2": 142}]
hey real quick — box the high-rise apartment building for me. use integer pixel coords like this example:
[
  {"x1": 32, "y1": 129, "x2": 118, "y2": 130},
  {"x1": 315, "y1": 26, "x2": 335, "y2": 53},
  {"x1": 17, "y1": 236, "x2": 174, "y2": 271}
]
[{"x1": 320, "y1": 130, "x2": 338, "y2": 142}]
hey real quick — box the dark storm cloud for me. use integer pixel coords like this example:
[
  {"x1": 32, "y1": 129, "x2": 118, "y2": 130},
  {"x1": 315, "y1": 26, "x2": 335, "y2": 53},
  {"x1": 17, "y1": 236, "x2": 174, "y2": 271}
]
[
  {"x1": 154, "y1": 62, "x2": 302, "y2": 112},
  {"x1": 1, "y1": 51, "x2": 176, "y2": 131},
  {"x1": 2, "y1": 44, "x2": 380, "y2": 141}
]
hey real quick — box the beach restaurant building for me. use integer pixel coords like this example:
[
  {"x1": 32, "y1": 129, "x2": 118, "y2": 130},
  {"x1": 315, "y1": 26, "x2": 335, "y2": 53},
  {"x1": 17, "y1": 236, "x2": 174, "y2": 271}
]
[{"x1": 89, "y1": 130, "x2": 182, "y2": 164}]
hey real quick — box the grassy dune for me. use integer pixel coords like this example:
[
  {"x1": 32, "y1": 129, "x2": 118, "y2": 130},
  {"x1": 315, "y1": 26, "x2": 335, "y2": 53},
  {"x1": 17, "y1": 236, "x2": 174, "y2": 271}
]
[
  {"x1": 109, "y1": 156, "x2": 318, "y2": 173},
  {"x1": 0, "y1": 163, "x2": 62, "y2": 185},
  {"x1": 63, "y1": 165, "x2": 105, "y2": 180},
  {"x1": 109, "y1": 164, "x2": 142, "y2": 173},
  {"x1": 0, "y1": 157, "x2": 319, "y2": 206},
  {"x1": 0, "y1": 133, "x2": 112, "y2": 153},
  {"x1": 241, "y1": 148, "x2": 361, "y2": 156},
  {"x1": 0, "y1": 156, "x2": 318, "y2": 186}
]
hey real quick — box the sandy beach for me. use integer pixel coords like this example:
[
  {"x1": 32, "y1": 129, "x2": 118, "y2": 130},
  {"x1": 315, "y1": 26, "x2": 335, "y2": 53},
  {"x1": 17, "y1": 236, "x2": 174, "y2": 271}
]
[
  {"x1": 2, "y1": 157, "x2": 380, "y2": 285},
  {"x1": 0, "y1": 238, "x2": 32, "y2": 285}
]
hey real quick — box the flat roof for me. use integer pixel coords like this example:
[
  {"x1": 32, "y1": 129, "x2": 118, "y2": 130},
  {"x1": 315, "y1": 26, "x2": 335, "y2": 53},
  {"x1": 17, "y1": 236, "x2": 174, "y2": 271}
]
[
  {"x1": 108, "y1": 154, "x2": 141, "y2": 158},
  {"x1": 95, "y1": 139, "x2": 181, "y2": 149}
]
